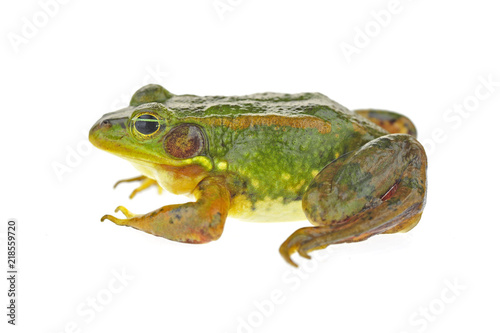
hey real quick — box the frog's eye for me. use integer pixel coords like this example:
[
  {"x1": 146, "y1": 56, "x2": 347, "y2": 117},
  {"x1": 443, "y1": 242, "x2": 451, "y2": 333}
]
[
  {"x1": 164, "y1": 124, "x2": 205, "y2": 159},
  {"x1": 134, "y1": 114, "x2": 160, "y2": 136}
]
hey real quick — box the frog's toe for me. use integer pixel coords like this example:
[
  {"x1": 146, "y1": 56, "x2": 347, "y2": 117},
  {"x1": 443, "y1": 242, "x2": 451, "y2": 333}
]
[
  {"x1": 297, "y1": 247, "x2": 312, "y2": 260},
  {"x1": 279, "y1": 243, "x2": 311, "y2": 268},
  {"x1": 113, "y1": 176, "x2": 145, "y2": 189},
  {"x1": 128, "y1": 180, "x2": 153, "y2": 199},
  {"x1": 113, "y1": 175, "x2": 161, "y2": 199},
  {"x1": 279, "y1": 245, "x2": 299, "y2": 268},
  {"x1": 101, "y1": 206, "x2": 138, "y2": 225},
  {"x1": 279, "y1": 227, "x2": 317, "y2": 267},
  {"x1": 114, "y1": 205, "x2": 136, "y2": 218},
  {"x1": 101, "y1": 214, "x2": 127, "y2": 225}
]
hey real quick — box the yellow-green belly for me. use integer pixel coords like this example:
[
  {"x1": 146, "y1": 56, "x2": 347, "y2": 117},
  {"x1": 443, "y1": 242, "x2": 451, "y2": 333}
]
[{"x1": 228, "y1": 194, "x2": 306, "y2": 222}]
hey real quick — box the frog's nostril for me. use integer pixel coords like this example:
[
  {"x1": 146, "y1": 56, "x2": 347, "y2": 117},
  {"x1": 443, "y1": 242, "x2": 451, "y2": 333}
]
[{"x1": 101, "y1": 119, "x2": 111, "y2": 127}]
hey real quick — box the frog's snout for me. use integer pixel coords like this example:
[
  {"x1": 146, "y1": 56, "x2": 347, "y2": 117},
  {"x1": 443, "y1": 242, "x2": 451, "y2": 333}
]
[
  {"x1": 90, "y1": 118, "x2": 111, "y2": 133},
  {"x1": 89, "y1": 109, "x2": 131, "y2": 150},
  {"x1": 92, "y1": 110, "x2": 129, "y2": 130},
  {"x1": 89, "y1": 116, "x2": 114, "y2": 144},
  {"x1": 99, "y1": 119, "x2": 111, "y2": 127}
]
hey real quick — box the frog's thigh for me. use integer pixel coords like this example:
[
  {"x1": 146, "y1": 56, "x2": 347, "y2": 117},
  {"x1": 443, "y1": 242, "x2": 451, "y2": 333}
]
[
  {"x1": 102, "y1": 176, "x2": 231, "y2": 244},
  {"x1": 355, "y1": 109, "x2": 417, "y2": 138},
  {"x1": 280, "y1": 134, "x2": 427, "y2": 266}
]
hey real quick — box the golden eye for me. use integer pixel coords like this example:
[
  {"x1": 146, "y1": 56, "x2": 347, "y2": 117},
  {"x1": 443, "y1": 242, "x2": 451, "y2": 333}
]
[
  {"x1": 164, "y1": 124, "x2": 205, "y2": 159},
  {"x1": 134, "y1": 114, "x2": 160, "y2": 136}
]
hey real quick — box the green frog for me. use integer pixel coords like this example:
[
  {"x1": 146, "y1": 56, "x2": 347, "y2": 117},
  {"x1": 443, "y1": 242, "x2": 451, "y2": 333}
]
[{"x1": 89, "y1": 84, "x2": 427, "y2": 266}]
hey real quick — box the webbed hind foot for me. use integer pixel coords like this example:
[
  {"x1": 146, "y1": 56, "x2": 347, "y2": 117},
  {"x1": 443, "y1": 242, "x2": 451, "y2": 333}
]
[{"x1": 281, "y1": 134, "x2": 427, "y2": 267}]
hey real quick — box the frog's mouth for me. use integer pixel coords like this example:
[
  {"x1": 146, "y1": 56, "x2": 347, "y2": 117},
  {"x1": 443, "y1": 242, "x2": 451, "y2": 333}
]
[
  {"x1": 89, "y1": 110, "x2": 214, "y2": 171},
  {"x1": 89, "y1": 111, "x2": 128, "y2": 149},
  {"x1": 89, "y1": 107, "x2": 151, "y2": 162}
]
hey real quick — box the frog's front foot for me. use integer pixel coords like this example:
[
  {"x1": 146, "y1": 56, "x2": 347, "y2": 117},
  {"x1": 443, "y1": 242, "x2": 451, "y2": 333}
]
[
  {"x1": 113, "y1": 175, "x2": 162, "y2": 199},
  {"x1": 101, "y1": 206, "x2": 142, "y2": 225}
]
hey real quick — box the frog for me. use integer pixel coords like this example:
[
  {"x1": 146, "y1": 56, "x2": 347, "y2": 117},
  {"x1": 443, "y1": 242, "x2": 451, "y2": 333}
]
[{"x1": 89, "y1": 84, "x2": 427, "y2": 267}]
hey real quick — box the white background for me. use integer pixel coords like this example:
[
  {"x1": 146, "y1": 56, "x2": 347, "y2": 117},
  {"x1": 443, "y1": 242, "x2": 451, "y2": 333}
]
[{"x1": 1, "y1": 0, "x2": 499, "y2": 332}]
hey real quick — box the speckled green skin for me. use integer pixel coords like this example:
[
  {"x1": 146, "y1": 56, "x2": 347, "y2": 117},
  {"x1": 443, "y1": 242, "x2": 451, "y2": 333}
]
[
  {"x1": 89, "y1": 84, "x2": 427, "y2": 267},
  {"x1": 164, "y1": 92, "x2": 387, "y2": 207}
]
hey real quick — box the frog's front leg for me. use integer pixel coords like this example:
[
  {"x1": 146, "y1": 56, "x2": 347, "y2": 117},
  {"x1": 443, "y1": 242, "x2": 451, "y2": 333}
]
[
  {"x1": 113, "y1": 175, "x2": 162, "y2": 199},
  {"x1": 280, "y1": 134, "x2": 427, "y2": 266},
  {"x1": 101, "y1": 176, "x2": 231, "y2": 243}
]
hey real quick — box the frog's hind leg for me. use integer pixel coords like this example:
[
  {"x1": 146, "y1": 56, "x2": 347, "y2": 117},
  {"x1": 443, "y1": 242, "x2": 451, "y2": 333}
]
[
  {"x1": 279, "y1": 134, "x2": 427, "y2": 267},
  {"x1": 355, "y1": 109, "x2": 418, "y2": 138}
]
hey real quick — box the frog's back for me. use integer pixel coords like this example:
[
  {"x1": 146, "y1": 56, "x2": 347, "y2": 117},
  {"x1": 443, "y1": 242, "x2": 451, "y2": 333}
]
[
  {"x1": 166, "y1": 91, "x2": 385, "y2": 152},
  {"x1": 164, "y1": 91, "x2": 387, "y2": 222},
  {"x1": 166, "y1": 92, "x2": 386, "y2": 135},
  {"x1": 165, "y1": 92, "x2": 345, "y2": 119}
]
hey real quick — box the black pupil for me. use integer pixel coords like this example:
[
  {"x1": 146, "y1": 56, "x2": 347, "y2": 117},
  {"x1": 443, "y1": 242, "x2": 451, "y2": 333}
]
[{"x1": 135, "y1": 114, "x2": 159, "y2": 135}]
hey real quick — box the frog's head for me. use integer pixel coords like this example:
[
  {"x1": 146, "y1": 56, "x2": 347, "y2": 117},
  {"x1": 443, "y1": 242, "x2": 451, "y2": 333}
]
[{"x1": 89, "y1": 84, "x2": 212, "y2": 194}]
